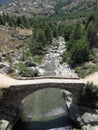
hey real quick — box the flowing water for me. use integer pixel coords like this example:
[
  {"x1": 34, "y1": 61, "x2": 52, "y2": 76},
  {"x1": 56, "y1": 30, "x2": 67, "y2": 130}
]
[{"x1": 13, "y1": 37, "x2": 78, "y2": 130}]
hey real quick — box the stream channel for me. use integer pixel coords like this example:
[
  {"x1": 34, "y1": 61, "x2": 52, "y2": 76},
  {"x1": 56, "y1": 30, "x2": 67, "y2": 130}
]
[{"x1": 13, "y1": 37, "x2": 78, "y2": 130}]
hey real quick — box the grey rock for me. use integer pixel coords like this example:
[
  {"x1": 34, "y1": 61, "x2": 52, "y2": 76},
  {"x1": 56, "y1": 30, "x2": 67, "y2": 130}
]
[
  {"x1": 67, "y1": 103, "x2": 84, "y2": 126},
  {"x1": 63, "y1": 90, "x2": 98, "y2": 127},
  {"x1": 82, "y1": 111, "x2": 98, "y2": 125},
  {"x1": 0, "y1": 120, "x2": 9, "y2": 130},
  {"x1": 37, "y1": 67, "x2": 46, "y2": 75},
  {"x1": 63, "y1": 90, "x2": 84, "y2": 126},
  {"x1": 0, "y1": 66, "x2": 12, "y2": 74},
  {"x1": 81, "y1": 124, "x2": 98, "y2": 130},
  {"x1": 0, "y1": 63, "x2": 12, "y2": 74}
]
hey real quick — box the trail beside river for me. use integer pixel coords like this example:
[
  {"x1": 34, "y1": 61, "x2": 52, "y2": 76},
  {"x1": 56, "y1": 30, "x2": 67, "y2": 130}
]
[
  {"x1": 0, "y1": 74, "x2": 17, "y2": 88},
  {"x1": 83, "y1": 71, "x2": 98, "y2": 86}
]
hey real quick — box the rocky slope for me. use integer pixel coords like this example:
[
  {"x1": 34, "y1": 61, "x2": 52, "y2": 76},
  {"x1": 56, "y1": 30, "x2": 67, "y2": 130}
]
[
  {"x1": 62, "y1": 0, "x2": 95, "y2": 12},
  {"x1": 0, "y1": 0, "x2": 96, "y2": 16},
  {"x1": 0, "y1": 26, "x2": 33, "y2": 76}
]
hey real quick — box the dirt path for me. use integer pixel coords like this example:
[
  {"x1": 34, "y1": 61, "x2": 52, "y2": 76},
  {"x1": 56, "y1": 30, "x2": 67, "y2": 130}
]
[
  {"x1": 0, "y1": 74, "x2": 18, "y2": 88},
  {"x1": 83, "y1": 71, "x2": 98, "y2": 86},
  {"x1": 0, "y1": 74, "x2": 83, "y2": 89},
  {"x1": 1, "y1": 72, "x2": 97, "y2": 89}
]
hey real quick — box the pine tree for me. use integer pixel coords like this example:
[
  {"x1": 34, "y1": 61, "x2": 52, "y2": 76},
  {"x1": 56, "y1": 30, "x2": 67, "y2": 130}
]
[
  {"x1": 45, "y1": 26, "x2": 53, "y2": 44},
  {"x1": 70, "y1": 21, "x2": 82, "y2": 41}
]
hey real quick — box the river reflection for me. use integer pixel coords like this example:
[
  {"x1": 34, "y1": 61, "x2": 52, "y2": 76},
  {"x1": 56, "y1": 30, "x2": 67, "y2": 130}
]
[{"x1": 13, "y1": 88, "x2": 71, "y2": 130}]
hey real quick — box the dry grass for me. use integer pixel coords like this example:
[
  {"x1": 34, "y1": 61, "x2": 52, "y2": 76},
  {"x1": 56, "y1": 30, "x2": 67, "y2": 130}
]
[
  {"x1": 0, "y1": 28, "x2": 30, "y2": 54},
  {"x1": 84, "y1": 71, "x2": 98, "y2": 86},
  {"x1": 16, "y1": 27, "x2": 32, "y2": 35},
  {"x1": 62, "y1": 0, "x2": 94, "y2": 10},
  {"x1": 0, "y1": 31, "x2": 11, "y2": 39}
]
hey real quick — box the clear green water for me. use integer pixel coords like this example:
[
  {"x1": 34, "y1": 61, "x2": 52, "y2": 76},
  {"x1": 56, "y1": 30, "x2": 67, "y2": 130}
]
[
  {"x1": 22, "y1": 88, "x2": 69, "y2": 121},
  {"x1": 13, "y1": 88, "x2": 71, "y2": 130}
]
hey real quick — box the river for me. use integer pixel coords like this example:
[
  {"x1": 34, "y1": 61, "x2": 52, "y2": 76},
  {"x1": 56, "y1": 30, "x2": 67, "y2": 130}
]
[{"x1": 13, "y1": 37, "x2": 78, "y2": 130}]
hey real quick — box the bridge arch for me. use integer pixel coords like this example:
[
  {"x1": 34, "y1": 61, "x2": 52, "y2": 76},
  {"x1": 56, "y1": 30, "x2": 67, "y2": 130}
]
[{"x1": 0, "y1": 77, "x2": 85, "y2": 109}]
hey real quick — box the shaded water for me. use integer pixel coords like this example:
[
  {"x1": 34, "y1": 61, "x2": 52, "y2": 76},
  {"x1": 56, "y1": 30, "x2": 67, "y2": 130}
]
[
  {"x1": 13, "y1": 116, "x2": 71, "y2": 130},
  {"x1": 13, "y1": 88, "x2": 71, "y2": 130}
]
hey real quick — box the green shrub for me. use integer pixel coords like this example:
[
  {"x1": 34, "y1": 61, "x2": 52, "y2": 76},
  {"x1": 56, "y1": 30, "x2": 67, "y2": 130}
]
[
  {"x1": 20, "y1": 68, "x2": 39, "y2": 77},
  {"x1": 80, "y1": 82, "x2": 98, "y2": 108},
  {"x1": 17, "y1": 63, "x2": 39, "y2": 77},
  {"x1": 5, "y1": 55, "x2": 13, "y2": 63},
  {"x1": 20, "y1": 51, "x2": 32, "y2": 61},
  {"x1": 70, "y1": 21, "x2": 82, "y2": 41},
  {"x1": 75, "y1": 62, "x2": 98, "y2": 78},
  {"x1": 62, "y1": 38, "x2": 91, "y2": 66}
]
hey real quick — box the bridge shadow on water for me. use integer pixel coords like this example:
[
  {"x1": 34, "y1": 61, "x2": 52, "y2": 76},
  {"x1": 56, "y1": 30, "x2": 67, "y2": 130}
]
[{"x1": 13, "y1": 115, "x2": 71, "y2": 130}]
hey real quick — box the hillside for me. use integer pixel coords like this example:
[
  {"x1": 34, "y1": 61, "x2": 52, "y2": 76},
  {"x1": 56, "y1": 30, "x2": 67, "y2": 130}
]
[
  {"x1": 0, "y1": 0, "x2": 14, "y2": 5},
  {"x1": 0, "y1": 0, "x2": 98, "y2": 77},
  {"x1": 61, "y1": 0, "x2": 95, "y2": 12},
  {"x1": 0, "y1": 0, "x2": 96, "y2": 17}
]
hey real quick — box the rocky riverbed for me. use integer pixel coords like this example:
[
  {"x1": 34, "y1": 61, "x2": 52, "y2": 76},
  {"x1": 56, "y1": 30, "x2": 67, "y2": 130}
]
[{"x1": 38, "y1": 37, "x2": 78, "y2": 78}]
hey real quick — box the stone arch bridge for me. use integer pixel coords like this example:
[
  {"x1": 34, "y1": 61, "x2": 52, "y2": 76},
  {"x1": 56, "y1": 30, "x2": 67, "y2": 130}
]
[{"x1": 0, "y1": 75, "x2": 85, "y2": 109}]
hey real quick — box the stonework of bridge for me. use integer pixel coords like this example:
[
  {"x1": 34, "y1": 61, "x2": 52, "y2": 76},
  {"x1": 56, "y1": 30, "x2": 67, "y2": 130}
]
[{"x1": 0, "y1": 76, "x2": 85, "y2": 108}]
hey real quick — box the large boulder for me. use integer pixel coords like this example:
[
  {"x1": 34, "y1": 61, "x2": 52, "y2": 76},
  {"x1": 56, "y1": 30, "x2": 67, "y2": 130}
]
[
  {"x1": 0, "y1": 62, "x2": 12, "y2": 74},
  {"x1": 63, "y1": 91, "x2": 84, "y2": 126},
  {"x1": 81, "y1": 108, "x2": 98, "y2": 125},
  {"x1": 63, "y1": 90, "x2": 98, "y2": 128},
  {"x1": 0, "y1": 120, "x2": 9, "y2": 130},
  {"x1": 81, "y1": 124, "x2": 98, "y2": 130}
]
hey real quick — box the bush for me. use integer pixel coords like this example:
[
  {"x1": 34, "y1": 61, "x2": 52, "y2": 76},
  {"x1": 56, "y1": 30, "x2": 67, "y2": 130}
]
[
  {"x1": 17, "y1": 63, "x2": 39, "y2": 77},
  {"x1": 5, "y1": 55, "x2": 13, "y2": 63},
  {"x1": 80, "y1": 82, "x2": 98, "y2": 108},
  {"x1": 20, "y1": 51, "x2": 32, "y2": 61},
  {"x1": 75, "y1": 62, "x2": 98, "y2": 78},
  {"x1": 20, "y1": 68, "x2": 39, "y2": 77},
  {"x1": 62, "y1": 38, "x2": 91, "y2": 66},
  {"x1": 70, "y1": 21, "x2": 82, "y2": 41}
]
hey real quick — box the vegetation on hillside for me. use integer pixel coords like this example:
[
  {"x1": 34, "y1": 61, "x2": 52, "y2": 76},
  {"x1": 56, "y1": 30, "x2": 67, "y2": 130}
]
[
  {"x1": 0, "y1": 1, "x2": 98, "y2": 78},
  {"x1": 61, "y1": 11, "x2": 98, "y2": 77},
  {"x1": 62, "y1": 20, "x2": 93, "y2": 66},
  {"x1": 17, "y1": 62, "x2": 39, "y2": 77},
  {"x1": 0, "y1": 14, "x2": 30, "y2": 28},
  {"x1": 29, "y1": 19, "x2": 60, "y2": 56},
  {"x1": 80, "y1": 82, "x2": 98, "y2": 108}
]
